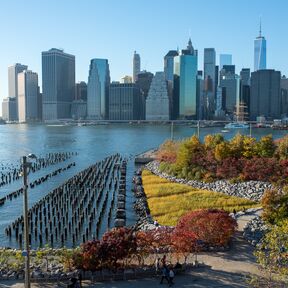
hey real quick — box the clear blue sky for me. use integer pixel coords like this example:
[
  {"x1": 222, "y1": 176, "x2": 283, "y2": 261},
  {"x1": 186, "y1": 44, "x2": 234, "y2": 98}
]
[{"x1": 0, "y1": 0, "x2": 287, "y2": 109}]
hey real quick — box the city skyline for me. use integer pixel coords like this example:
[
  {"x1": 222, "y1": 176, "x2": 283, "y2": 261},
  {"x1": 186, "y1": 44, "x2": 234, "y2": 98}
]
[{"x1": 0, "y1": 0, "x2": 288, "y2": 116}]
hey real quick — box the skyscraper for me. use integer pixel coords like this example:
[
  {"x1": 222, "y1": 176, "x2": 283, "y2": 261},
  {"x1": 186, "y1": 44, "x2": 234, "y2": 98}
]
[
  {"x1": 164, "y1": 50, "x2": 179, "y2": 82},
  {"x1": 2, "y1": 98, "x2": 17, "y2": 122},
  {"x1": 146, "y1": 72, "x2": 169, "y2": 120},
  {"x1": 204, "y1": 48, "x2": 216, "y2": 118},
  {"x1": 250, "y1": 70, "x2": 281, "y2": 120},
  {"x1": 219, "y1": 54, "x2": 232, "y2": 70},
  {"x1": 42, "y1": 48, "x2": 75, "y2": 120},
  {"x1": 133, "y1": 51, "x2": 141, "y2": 82},
  {"x1": 75, "y1": 81, "x2": 87, "y2": 101},
  {"x1": 254, "y1": 22, "x2": 266, "y2": 71},
  {"x1": 87, "y1": 59, "x2": 110, "y2": 119},
  {"x1": 174, "y1": 39, "x2": 198, "y2": 119},
  {"x1": 8, "y1": 63, "x2": 28, "y2": 120},
  {"x1": 109, "y1": 83, "x2": 141, "y2": 120},
  {"x1": 18, "y1": 70, "x2": 39, "y2": 122}
]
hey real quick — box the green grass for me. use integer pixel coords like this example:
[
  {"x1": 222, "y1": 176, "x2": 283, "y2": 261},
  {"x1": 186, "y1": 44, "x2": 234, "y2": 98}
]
[{"x1": 142, "y1": 170, "x2": 260, "y2": 226}]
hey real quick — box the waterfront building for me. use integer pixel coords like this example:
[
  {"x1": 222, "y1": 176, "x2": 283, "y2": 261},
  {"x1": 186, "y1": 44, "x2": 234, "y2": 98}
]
[
  {"x1": 196, "y1": 71, "x2": 205, "y2": 120},
  {"x1": 254, "y1": 22, "x2": 266, "y2": 71},
  {"x1": 87, "y1": 58, "x2": 110, "y2": 119},
  {"x1": 17, "y1": 70, "x2": 39, "y2": 122},
  {"x1": 281, "y1": 76, "x2": 288, "y2": 117},
  {"x1": 71, "y1": 100, "x2": 87, "y2": 119},
  {"x1": 219, "y1": 54, "x2": 232, "y2": 70},
  {"x1": 75, "y1": 81, "x2": 87, "y2": 101},
  {"x1": 109, "y1": 83, "x2": 142, "y2": 120},
  {"x1": 42, "y1": 48, "x2": 75, "y2": 120},
  {"x1": 2, "y1": 97, "x2": 17, "y2": 122},
  {"x1": 146, "y1": 72, "x2": 169, "y2": 120},
  {"x1": 215, "y1": 86, "x2": 226, "y2": 119},
  {"x1": 250, "y1": 69, "x2": 281, "y2": 120},
  {"x1": 120, "y1": 76, "x2": 133, "y2": 84},
  {"x1": 174, "y1": 38, "x2": 198, "y2": 119},
  {"x1": 8, "y1": 63, "x2": 28, "y2": 120},
  {"x1": 204, "y1": 48, "x2": 216, "y2": 118},
  {"x1": 133, "y1": 51, "x2": 141, "y2": 82},
  {"x1": 164, "y1": 50, "x2": 179, "y2": 82},
  {"x1": 240, "y1": 68, "x2": 251, "y2": 115},
  {"x1": 219, "y1": 66, "x2": 240, "y2": 115},
  {"x1": 135, "y1": 71, "x2": 153, "y2": 119}
]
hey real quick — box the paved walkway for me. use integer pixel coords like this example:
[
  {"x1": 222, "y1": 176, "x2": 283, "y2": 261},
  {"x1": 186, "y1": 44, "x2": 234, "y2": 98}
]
[{"x1": 0, "y1": 210, "x2": 262, "y2": 288}]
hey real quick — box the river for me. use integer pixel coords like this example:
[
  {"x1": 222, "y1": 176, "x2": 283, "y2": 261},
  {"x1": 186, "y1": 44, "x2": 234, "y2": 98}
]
[{"x1": 0, "y1": 123, "x2": 286, "y2": 248}]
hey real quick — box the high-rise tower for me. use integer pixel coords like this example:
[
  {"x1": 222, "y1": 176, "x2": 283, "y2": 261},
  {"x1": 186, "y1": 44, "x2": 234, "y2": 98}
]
[
  {"x1": 254, "y1": 21, "x2": 266, "y2": 71},
  {"x1": 42, "y1": 48, "x2": 75, "y2": 120},
  {"x1": 87, "y1": 59, "x2": 110, "y2": 119},
  {"x1": 133, "y1": 51, "x2": 141, "y2": 82}
]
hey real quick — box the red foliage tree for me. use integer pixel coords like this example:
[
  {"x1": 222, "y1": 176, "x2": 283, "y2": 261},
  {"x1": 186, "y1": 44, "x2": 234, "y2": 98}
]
[
  {"x1": 175, "y1": 209, "x2": 237, "y2": 247},
  {"x1": 216, "y1": 157, "x2": 243, "y2": 179},
  {"x1": 241, "y1": 157, "x2": 281, "y2": 181}
]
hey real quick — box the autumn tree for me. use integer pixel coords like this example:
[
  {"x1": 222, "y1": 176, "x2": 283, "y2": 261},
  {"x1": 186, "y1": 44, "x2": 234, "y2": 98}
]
[
  {"x1": 157, "y1": 140, "x2": 178, "y2": 163},
  {"x1": 255, "y1": 135, "x2": 276, "y2": 158},
  {"x1": 261, "y1": 187, "x2": 288, "y2": 225}
]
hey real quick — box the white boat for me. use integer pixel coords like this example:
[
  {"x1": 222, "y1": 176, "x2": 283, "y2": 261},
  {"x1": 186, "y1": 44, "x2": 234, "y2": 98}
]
[{"x1": 224, "y1": 122, "x2": 249, "y2": 129}]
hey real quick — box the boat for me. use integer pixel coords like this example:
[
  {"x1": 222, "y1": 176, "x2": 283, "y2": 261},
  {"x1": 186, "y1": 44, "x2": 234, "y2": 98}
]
[
  {"x1": 221, "y1": 129, "x2": 229, "y2": 133},
  {"x1": 224, "y1": 122, "x2": 249, "y2": 129}
]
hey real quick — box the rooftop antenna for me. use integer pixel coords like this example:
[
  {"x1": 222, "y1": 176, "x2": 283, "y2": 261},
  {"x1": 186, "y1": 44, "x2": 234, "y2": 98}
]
[{"x1": 259, "y1": 15, "x2": 262, "y2": 37}]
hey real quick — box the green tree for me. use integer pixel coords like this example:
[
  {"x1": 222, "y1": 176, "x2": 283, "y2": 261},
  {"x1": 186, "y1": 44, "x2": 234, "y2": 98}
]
[
  {"x1": 214, "y1": 141, "x2": 232, "y2": 162},
  {"x1": 242, "y1": 136, "x2": 257, "y2": 158},
  {"x1": 255, "y1": 135, "x2": 276, "y2": 158},
  {"x1": 204, "y1": 134, "x2": 224, "y2": 150},
  {"x1": 275, "y1": 135, "x2": 288, "y2": 160}
]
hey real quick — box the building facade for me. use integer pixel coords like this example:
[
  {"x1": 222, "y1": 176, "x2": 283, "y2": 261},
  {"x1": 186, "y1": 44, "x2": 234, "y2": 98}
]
[
  {"x1": 2, "y1": 97, "x2": 17, "y2": 122},
  {"x1": 42, "y1": 48, "x2": 75, "y2": 120},
  {"x1": 87, "y1": 59, "x2": 110, "y2": 119},
  {"x1": 109, "y1": 83, "x2": 142, "y2": 120},
  {"x1": 8, "y1": 63, "x2": 28, "y2": 120},
  {"x1": 133, "y1": 51, "x2": 141, "y2": 82},
  {"x1": 204, "y1": 48, "x2": 216, "y2": 118},
  {"x1": 250, "y1": 70, "x2": 281, "y2": 120},
  {"x1": 219, "y1": 54, "x2": 232, "y2": 70},
  {"x1": 174, "y1": 39, "x2": 198, "y2": 119},
  {"x1": 146, "y1": 72, "x2": 169, "y2": 120},
  {"x1": 75, "y1": 81, "x2": 87, "y2": 101},
  {"x1": 17, "y1": 70, "x2": 39, "y2": 122},
  {"x1": 254, "y1": 25, "x2": 266, "y2": 71}
]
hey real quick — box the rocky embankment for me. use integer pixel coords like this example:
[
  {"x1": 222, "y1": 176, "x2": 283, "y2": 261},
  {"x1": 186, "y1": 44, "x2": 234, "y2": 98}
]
[
  {"x1": 146, "y1": 161, "x2": 273, "y2": 201},
  {"x1": 243, "y1": 216, "x2": 269, "y2": 246}
]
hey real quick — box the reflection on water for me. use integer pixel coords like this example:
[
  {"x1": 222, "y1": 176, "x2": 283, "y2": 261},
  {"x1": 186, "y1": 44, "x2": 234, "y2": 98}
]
[{"x1": 0, "y1": 123, "x2": 286, "y2": 248}]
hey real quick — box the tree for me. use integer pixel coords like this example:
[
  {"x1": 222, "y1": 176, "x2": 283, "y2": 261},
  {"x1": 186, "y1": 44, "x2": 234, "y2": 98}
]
[
  {"x1": 261, "y1": 187, "x2": 288, "y2": 225},
  {"x1": 204, "y1": 134, "x2": 224, "y2": 150},
  {"x1": 157, "y1": 140, "x2": 178, "y2": 164},
  {"x1": 275, "y1": 135, "x2": 288, "y2": 160},
  {"x1": 242, "y1": 136, "x2": 257, "y2": 158},
  {"x1": 214, "y1": 142, "x2": 232, "y2": 162},
  {"x1": 255, "y1": 135, "x2": 276, "y2": 158},
  {"x1": 175, "y1": 209, "x2": 237, "y2": 247},
  {"x1": 252, "y1": 220, "x2": 288, "y2": 286}
]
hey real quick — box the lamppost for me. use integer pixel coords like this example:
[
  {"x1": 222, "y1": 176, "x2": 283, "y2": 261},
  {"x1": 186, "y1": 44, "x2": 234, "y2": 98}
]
[{"x1": 21, "y1": 153, "x2": 37, "y2": 288}]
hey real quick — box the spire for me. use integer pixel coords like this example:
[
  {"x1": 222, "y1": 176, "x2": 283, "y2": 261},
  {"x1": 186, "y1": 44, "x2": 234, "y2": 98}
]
[
  {"x1": 259, "y1": 17, "x2": 262, "y2": 37},
  {"x1": 187, "y1": 38, "x2": 194, "y2": 54}
]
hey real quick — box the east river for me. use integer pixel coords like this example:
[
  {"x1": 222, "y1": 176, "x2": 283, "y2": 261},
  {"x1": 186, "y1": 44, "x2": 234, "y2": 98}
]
[{"x1": 0, "y1": 123, "x2": 286, "y2": 248}]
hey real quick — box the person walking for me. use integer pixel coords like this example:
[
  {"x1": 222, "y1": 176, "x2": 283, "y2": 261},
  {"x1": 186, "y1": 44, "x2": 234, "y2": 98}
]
[
  {"x1": 169, "y1": 266, "x2": 175, "y2": 286},
  {"x1": 159, "y1": 265, "x2": 170, "y2": 284}
]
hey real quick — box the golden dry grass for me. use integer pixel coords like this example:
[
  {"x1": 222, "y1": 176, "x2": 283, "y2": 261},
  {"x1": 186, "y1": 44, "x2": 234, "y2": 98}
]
[{"x1": 142, "y1": 170, "x2": 260, "y2": 226}]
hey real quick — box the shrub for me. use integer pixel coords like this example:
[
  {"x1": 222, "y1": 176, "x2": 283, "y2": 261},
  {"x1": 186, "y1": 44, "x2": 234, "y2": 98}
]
[
  {"x1": 216, "y1": 157, "x2": 243, "y2": 179},
  {"x1": 157, "y1": 140, "x2": 178, "y2": 163},
  {"x1": 261, "y1": 187, "x2": 288, "y2": 225},
  {"x1": 175, "y1": 209, "x2": 237, "y2": 247},
  {"x1": 275, "y1": 135, "x2": 288, "y2": 160},
  {"x1": 254, "y1": 135, "x2": 276, "y2": 158}
]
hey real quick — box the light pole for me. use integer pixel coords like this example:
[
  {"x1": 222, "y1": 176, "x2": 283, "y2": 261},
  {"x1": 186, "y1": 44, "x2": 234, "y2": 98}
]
[{"x1": 21, "y1": 153, "x2": 37, "y2": 288}]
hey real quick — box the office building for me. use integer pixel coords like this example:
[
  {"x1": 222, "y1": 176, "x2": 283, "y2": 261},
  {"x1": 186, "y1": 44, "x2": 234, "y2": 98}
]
[
  {"x1": 87, "y1": 58, "x2": 110, "y2": 119},
  {"x1": 109, "y1": 83, "x2": 142, "y2": 120},
  {"x1": 240, "y1": 68, "x2": 251, "y2": 115},
  {"x1": 219, "y1": 54, "x2": 232, "y2": 70},
  {"x1": 146, "y1": 72, "x2": 169, "y2": 120},
  {"x1": 204, "y1": 48, "x2": 216, "y2": 118},
  {"x1": 164, "y1": 50, "x2": 179, "y2": 82},
  {"x1": 8, "y1": 63, "x2": 28, "y2": 120},
  {"x1": 281, "y1": 76, "x2": 288, "y2": 117},
  {"x1": 250, "y1": 70, "x2": 281, "y2": 120},
  {"x1": 75, "y1": 81, "x2": 87, "y2": 101},
  {"x1": 174, "y1": 39, "x2": 198, "y2": 119},
  {"x1": 2, "y1": 97, "x2": 17, "y2": 122},
  {"x1": 18, "y1": 70, "x2": 39, "y2": 122},
  {"x1": 254, "y1": 23, "x2": 266, "y2": 71},
  {"x1": 133, "y1": 51, "x2": 141, "y2": 82},
  {"x1": 42, "y1": 48, "x2": 75, "y2": 120},
  {"x1": 71, "y1": 100, "x2": 87, "y2": 119}
]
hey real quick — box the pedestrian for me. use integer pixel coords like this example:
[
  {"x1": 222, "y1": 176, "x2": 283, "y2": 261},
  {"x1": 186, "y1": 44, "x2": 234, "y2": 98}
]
[
  {"x1": 161, "y1": 254, "x2": 166, "y2": 266},
  {"x1": 160, "y1": 265, "x2": 170, "y2": 285},
  {"x1": 169, "y1": 266, "x2": 175, "y2": 286},
  {"x1": 78, "y1": 272, "x2": 82, "y2": 288},
  {"x1": 155, "y1": 257, "x2": 161, "y2": 275}
]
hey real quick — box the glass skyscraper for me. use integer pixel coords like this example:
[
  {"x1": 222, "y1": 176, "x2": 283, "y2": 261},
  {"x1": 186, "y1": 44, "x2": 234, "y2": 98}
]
[
  {"x1": 42, "y1": 48, "x2": 75, "y2": 120},
  {"x1": 87, "y1": 59, "x2": 110, "y2": 119},
  {"x1": 133, "y1": 51, "x2": 140, "y2": 82},
  {"x1": 174, "y1": 39, "x2": 198, "y2": 119},
  {"x1": 219, "y1": 54, "x2": 232, "y2": 70},
  {"x1": 254, "y1": 24, "x2": 266, "y2": 71}
]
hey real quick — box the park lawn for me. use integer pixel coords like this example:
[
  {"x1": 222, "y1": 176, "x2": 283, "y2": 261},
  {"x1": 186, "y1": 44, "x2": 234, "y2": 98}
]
[{"x1": 142, "y1": 170, "x2": 260, "y2": 226}]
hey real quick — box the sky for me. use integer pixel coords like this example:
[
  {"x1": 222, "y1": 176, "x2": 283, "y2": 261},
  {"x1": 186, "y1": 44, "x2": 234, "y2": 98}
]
[{"x1": 0, "y1": 0, "x2": 287, "y2": 113}]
